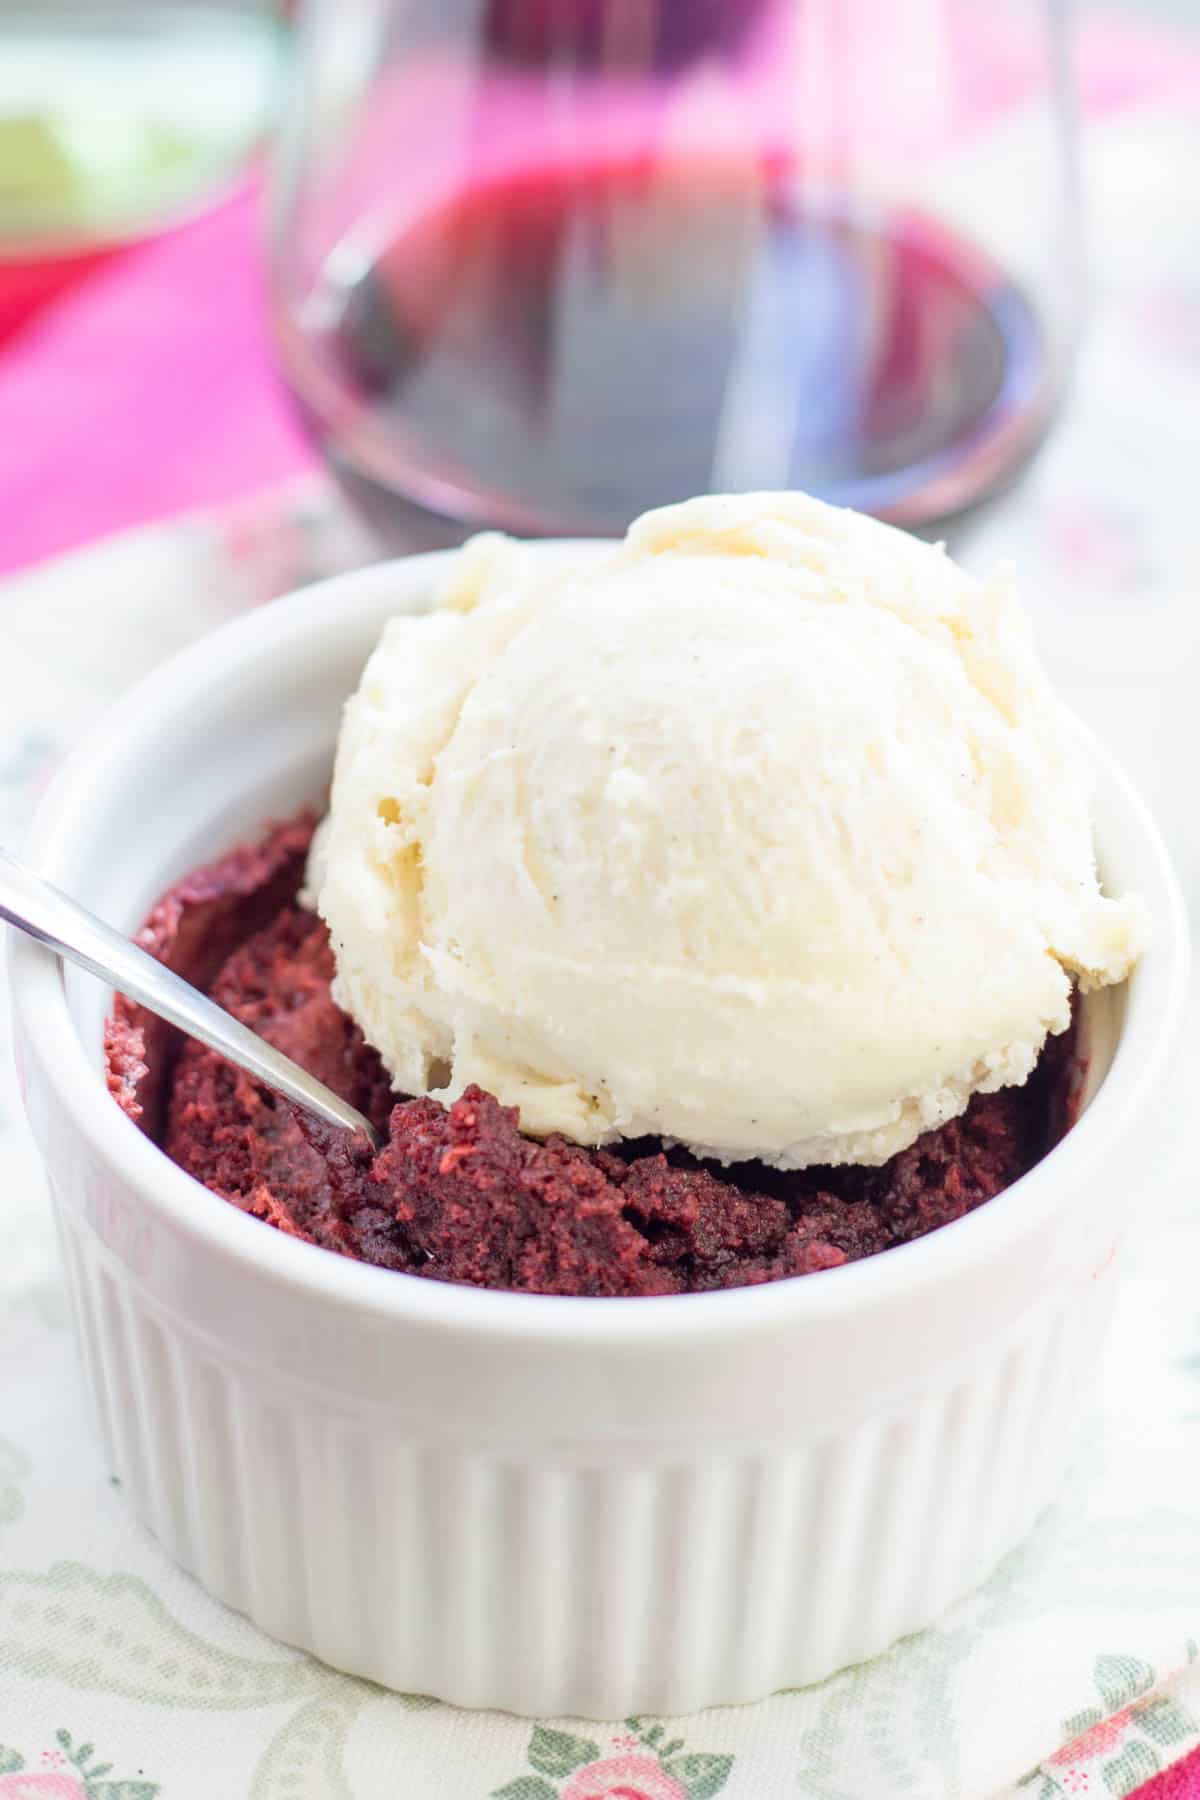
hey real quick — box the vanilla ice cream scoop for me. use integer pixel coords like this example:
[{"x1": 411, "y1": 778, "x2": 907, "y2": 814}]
[{"x1": 308, "y1": 492, "x2": 1144, "y2": 1168}]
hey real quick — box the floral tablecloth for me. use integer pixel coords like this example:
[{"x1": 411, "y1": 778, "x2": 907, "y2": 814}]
[{"x1": 2, "y1": 90, "x2": 1200, "y2": 1800}]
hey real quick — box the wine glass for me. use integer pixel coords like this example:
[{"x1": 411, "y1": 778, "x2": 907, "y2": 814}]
[{"x1": 267, "y1": 0, "x2": 1082, "y2": 548}]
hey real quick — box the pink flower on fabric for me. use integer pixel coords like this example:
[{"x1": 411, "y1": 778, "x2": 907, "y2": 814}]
[
  {"x1": 1048, "y1": 1707, "x2": 1135, "y2": 1766},
  {"x1": 561, "y1": 1754, "x2": 688, "y2": 1800},
  {"x1": 0, "y1": 1777, "x2": 88, "y2": 1799}
]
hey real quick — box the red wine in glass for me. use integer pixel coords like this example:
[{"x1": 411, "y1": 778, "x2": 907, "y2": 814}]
[{"x1": 293, "y1": 154, "x2": 1056, "y2": 543}]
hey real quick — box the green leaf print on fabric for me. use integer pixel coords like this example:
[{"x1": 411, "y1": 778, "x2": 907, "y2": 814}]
[
  {"x1": 1136, "y1": 1695, "x2": 1196, "y2": 1747},
  {"x1": 491, "y1": 1781, "x2": 559, "y2": 1800},
  {"x1": 660, "y1": 1752, "x2": 734, "y2": 1798},
  {"x1": 495, "y1": 1718, "x2": 736, "y2": 1799},
  {"x1": 795, "y1": 1618, "x2": 969, "y2": 1800},
  {"x1": 249, "y1": 1688, "x2": 369, "y2": 1800},
  {"x1": 1015, "y1": 1777, "x2": 1058, "y2": 1800},
  {"x1": 0, "y1": 1752, "x2": 23, "y2": 1775},
  {"x1": 1094, "y1": 1655, "x2": 1156, "y2": 1714},
  {"x1": 0, "y1": 1563, "x2": 317, "y2": 1709},
  {"x1": 1102, "y1": 1740, "x2": 1160, "y2": 1797},
  {"x1": 1022, "y1": 1650, "x2": 1200, "y2": 1796},
  {"x1": 47, "y1": 1727, "x2": 160, "y2": 1799},
  {"x1": 528, "y1": 1729, "x2": 601, "y2": 1779},
  {"x1": 0, "y1": 1440, "x2": 31, "y2": 1532},
  {"x1": 0, "y1": 1562, "x2": 449, "y2": 1798}
]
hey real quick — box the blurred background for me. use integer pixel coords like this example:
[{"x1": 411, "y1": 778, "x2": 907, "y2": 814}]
[
  {"x1": 0, "y1": 0, "x2": 1193, "y2": 564},
  {"x1": 0, "y1": 0, "x2": 1197, "y2": 881},
  {"x1": 0, "y1": 0, "x2": 1192, "y2": 797}
]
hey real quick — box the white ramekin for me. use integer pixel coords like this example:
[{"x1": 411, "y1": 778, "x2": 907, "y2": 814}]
[{"x1": 10, "y1": 552, "x2": 1189, "y2": 1719}]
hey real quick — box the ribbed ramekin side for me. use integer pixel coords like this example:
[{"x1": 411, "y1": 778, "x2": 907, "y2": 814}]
[{"x1": 58, "y1": 1199, "x2": 1115, "y2": 1717}]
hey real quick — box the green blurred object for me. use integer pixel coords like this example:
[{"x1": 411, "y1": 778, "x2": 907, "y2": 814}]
[{"x1": 0, "y1": 3, "x2": 284, "y2": 250}]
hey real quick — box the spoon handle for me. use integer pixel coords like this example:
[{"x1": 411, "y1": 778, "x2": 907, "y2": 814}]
[{"x1": 0, "y1": 845, "x2": 380, "y2": 1149}]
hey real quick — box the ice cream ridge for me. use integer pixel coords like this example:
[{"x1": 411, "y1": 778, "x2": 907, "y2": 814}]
[{"x1": 308, "y1": 490, "x2": 1144, "y2": 1172}]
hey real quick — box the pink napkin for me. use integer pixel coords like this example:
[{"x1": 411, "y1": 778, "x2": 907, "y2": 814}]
[{"x1": 0, "y1": 184, "x2": 315, "y2": 576}]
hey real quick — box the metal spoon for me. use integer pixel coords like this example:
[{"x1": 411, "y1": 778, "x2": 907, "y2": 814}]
[{"x1": 0, "y1": 845, "x2": 381, "y2": 1150}]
